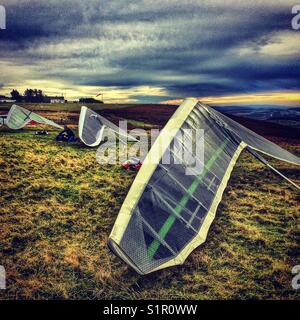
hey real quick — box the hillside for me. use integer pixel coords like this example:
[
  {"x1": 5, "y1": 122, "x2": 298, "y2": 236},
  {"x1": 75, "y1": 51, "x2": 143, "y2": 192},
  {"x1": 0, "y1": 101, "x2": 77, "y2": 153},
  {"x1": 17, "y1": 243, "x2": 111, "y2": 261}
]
[{"x1": 0, "y1": 105, "x2": 299, "y2": 300}]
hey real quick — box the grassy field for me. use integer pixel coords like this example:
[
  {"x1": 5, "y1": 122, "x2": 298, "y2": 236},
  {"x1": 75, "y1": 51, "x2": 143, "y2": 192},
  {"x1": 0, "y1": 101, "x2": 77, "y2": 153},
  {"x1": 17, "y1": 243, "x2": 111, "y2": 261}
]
[
  {"x1": 0, "y1": 122, "x2": 299, "y2": 299},
  {"x1": 0, "y1": 102, "x2": 174, "y2": 113}
]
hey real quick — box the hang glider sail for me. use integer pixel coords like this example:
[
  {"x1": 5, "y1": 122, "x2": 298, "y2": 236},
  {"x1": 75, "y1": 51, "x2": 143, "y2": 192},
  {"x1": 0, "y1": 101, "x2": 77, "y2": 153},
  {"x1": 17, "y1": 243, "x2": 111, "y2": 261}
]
[
  {"x1": 6, "y1": 105, "x2": 63, "y2": 130},
  {"x1": 78, "y1": 106, "x2": 137, "y2": 147},
  {"x1": 108, "y1": 98, "x2": 300, "y2": 275}
]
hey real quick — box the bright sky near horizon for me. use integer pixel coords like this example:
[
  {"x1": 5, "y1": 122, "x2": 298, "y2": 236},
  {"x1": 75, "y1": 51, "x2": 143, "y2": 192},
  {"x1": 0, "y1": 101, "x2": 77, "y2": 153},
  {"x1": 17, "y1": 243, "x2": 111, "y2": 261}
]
[{"x1": 0, "y1": 0, "x2": 299, "y2": 106}]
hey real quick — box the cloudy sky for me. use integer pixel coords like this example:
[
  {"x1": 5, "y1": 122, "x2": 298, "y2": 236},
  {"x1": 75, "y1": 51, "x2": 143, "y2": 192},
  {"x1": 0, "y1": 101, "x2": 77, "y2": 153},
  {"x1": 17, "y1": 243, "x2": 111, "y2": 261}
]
[{"x1": 0, "y1": 0, "x2": 299, "y2": 105}]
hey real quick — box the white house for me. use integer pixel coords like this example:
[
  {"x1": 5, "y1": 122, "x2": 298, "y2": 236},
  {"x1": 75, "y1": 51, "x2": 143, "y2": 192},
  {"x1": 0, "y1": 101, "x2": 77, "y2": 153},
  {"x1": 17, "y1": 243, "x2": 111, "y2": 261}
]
[
  {"x1": 49, "y1": 96, "x2": 65, "y2": 104},
  {"x1": 0, "y1": 96, "x2": 16, "y2": 103}
]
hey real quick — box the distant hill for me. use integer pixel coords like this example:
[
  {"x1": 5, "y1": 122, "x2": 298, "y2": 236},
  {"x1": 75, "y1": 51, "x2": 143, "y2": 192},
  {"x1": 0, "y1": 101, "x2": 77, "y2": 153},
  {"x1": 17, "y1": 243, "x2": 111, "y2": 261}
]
[
  {"x1": 100, "y1": 104, "x2": 300, "y2": 140},
  {"x1": 226, "y1": 115, "x2": 300, "y2": 140},
  {"x1": 213, "y1": 105, "x2": 300, "y2": 129}
]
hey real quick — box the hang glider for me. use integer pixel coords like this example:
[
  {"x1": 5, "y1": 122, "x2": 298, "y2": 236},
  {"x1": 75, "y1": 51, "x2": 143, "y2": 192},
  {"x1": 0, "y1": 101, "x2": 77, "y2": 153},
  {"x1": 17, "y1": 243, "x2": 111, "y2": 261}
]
[
  {"x1": 78, "y1": 106, "x2": 137, "y2": 147},
  {"x1": 0, "y1": 115, "x2": 7, "y2": 126},
  {"x1": 6, "y1": 105, "x2": 63, "y2": 130},
  {"x1": 108, "y1": 98, "x2": 300, "y2": 275}
]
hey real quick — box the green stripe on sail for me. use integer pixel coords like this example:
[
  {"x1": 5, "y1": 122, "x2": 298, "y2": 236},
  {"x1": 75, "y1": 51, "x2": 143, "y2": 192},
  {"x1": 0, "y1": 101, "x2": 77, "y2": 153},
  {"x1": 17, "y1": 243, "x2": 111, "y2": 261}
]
[{"x1": 147, "y1": 139, "x2": 229, "y2": 258}]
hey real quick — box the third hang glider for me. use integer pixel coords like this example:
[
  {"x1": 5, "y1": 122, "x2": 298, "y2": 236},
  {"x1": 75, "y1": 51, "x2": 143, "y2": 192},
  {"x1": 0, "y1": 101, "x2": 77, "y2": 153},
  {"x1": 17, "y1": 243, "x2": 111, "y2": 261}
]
[
  {"x1": 78, "y1": 106, "x2": 137, "y2": 147},
  {"x1": 6, "y1": 105, "x2": 63, "y2": 130},
  {"x1": 108, "y1": 98, "x2": 300, "y2": 275},
  {"x1": 0, "y1": 115, "x2": 7, "y2": 126}
]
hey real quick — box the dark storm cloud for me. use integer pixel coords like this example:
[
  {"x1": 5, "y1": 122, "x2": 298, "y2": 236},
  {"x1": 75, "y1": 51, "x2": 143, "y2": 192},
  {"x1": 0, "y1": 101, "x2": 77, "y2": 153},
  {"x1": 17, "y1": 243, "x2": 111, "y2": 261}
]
[{"x1": 0, "y1": 0, "x2": 299, "y2": 101}]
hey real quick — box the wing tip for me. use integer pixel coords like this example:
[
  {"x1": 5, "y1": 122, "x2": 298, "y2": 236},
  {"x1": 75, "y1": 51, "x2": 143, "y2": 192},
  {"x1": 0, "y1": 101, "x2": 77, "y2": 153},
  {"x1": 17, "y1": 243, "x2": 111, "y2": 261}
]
[{"x1": 108, "y1": 239, "x2": 146, "y2": 275}]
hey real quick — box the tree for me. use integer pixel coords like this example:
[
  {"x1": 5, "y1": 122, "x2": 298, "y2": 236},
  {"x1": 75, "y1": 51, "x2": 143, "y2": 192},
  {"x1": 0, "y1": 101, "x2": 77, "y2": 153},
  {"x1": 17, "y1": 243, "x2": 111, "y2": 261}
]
[
  {"x1": 10, "y1": 89, "x2": 22, "y2": 102},
  {"x1": 23, "y1": 88, "x2": 45, "y2": 103},
  {"x1": 36, "y1": 89, "x2": 44, "y2": 102},
  {"x1": 24, "y1": 89, "x2": 34, "y2": 102}
]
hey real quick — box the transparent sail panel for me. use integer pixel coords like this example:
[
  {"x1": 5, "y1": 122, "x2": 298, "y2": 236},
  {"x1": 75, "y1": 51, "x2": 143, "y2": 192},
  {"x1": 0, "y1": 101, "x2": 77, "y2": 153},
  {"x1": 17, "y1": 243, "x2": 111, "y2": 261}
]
[
  {"x1": 6, "y1": 105, "x2": 63, "y2": 130},
  {"x1": 79, "y1": 106, "x2": 137, "y2": 147}
]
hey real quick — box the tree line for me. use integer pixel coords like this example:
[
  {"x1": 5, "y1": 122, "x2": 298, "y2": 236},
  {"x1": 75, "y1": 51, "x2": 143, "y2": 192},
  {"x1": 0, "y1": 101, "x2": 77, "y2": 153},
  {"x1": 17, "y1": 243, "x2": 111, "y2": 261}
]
[{"x1": 11, "y1": 89, "x2": 48, "y2": 103}]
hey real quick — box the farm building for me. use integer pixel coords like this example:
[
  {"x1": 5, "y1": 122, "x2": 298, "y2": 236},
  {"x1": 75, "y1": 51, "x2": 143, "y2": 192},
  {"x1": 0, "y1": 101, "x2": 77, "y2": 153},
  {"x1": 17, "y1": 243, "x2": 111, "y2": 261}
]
[
  {"x1": 0, "y1": 95, "x2": 16, "y2": 103},
  {"x1": 49, "y1": 96, "x2": 65, "y2": 104}
]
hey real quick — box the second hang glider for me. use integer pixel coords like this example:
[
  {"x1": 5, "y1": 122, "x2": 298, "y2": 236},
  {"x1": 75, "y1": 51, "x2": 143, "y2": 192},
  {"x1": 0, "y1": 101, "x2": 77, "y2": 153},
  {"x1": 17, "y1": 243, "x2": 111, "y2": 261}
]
[
  {"x1": 78, "y1": 106, "x2": 137, "y2": 147},
  {"x1": 6, "y1": 105, "x2": 63, "y2": 130},
  {"x1": 108, "y1": 98, "x2": 300, "y2": 275}
]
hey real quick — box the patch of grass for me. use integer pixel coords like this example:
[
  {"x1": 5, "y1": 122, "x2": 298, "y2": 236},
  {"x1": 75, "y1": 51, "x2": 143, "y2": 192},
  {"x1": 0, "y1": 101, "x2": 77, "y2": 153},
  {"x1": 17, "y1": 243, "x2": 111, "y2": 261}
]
[
  {"x1": 0, "y1": 127, "x2": 299, "y2": 300},
  {"x1": 123, "y1": 119, "x2": 159, "y2": 129}
]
